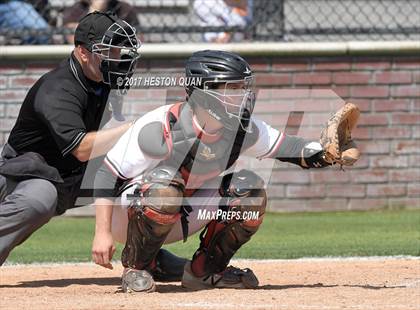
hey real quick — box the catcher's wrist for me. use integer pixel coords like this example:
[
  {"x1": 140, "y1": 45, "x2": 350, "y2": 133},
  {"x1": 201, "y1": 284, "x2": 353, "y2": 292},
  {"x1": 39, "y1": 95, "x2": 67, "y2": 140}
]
[
  {"x1": 275, "y1": 136, "x2": 330, "y2": 169},
  {"x1": 300, "y1": 142, "x2": 331, "y2": 169}
]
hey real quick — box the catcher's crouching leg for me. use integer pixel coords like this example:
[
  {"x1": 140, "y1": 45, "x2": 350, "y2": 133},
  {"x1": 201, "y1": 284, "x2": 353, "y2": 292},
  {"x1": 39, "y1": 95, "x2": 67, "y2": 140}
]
[
  {"x1": 182, "y1": 169, "x2": 266, "y2": 290},
  {"x1": 121, "y1": 166, "x2": 185, "y2": 293}
]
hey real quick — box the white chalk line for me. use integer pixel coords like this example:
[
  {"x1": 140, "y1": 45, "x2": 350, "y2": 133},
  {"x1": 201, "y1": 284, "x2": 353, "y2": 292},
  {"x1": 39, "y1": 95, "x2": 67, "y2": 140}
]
[{"x1": 2, "y1": 255, "x2": 419, "y2": 268}]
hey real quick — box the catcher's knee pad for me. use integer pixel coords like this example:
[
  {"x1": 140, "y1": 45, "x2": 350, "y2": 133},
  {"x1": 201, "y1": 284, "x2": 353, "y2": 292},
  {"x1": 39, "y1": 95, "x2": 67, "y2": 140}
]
[
  {"x1": 191, "y1": 169, "x2": 266, "y2": 277},
  {"x1": 122, "y1": 166, "x2": 185, "y2": 270},
  {"x1": 219, "y1": 169, "x2": 267, "y2": 225}
]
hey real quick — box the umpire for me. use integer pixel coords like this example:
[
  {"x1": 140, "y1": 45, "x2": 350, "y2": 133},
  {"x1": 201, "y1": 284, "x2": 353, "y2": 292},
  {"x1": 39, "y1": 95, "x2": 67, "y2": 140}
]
[{"x1": 0, "y1": 11, "x2": 140, "y2": 265}]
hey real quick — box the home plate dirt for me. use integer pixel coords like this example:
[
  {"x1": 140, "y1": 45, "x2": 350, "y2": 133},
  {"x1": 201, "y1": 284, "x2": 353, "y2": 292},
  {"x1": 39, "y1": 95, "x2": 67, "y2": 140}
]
[{"x1": 1, "y1": 258, "x2": 419, "y2": 310}]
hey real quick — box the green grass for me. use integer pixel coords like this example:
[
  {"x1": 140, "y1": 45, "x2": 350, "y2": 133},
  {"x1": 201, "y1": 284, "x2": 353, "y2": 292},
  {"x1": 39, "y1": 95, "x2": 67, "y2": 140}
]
[{"x1": 6, "y1": 210, "x2": 420, "y2": 264}]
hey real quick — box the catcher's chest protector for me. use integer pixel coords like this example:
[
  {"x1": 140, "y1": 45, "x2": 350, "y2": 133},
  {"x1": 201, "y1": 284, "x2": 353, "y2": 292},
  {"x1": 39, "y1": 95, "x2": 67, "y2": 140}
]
[{"x1": 163, "y1": 103, "x2": 259, "y2": 188}]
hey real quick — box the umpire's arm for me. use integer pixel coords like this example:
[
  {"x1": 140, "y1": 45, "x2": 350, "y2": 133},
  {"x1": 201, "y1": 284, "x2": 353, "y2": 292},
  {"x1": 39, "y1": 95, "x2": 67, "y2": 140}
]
[
  {"x1": 34, "y1": 82, "x2": 132, "y2": 162},
  {"x1": 72, "y1": 123, "x2": 132, "y2": 162}
]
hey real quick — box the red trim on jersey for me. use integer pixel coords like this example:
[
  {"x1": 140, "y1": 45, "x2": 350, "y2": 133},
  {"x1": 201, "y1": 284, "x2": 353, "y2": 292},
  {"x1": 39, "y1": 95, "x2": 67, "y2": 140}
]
[
  {"x1": 104, "y1": 156, "x2": 128, "y2": 180},
  {"x1": 168, "y1": 102, "x2": 182, "y2": 120},
  {"x1": 163, "y1": 114, "x2": 173, "y2": 160},
  {"x1": 262, "y1": 132, "x2": 286, "y2": 159}
]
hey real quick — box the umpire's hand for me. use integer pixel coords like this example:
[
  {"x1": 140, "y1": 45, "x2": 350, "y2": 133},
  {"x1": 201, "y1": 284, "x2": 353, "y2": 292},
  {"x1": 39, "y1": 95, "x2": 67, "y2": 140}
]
[{"x1": 92, "y1": 231, "x2": 116, "y2": 269}]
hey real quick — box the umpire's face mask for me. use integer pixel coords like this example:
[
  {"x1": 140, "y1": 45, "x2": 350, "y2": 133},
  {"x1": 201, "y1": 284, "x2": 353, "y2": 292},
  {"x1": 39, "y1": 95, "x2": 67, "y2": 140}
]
[{"x1": 92, "y1": 21, "x2": 141, "y2": 91}]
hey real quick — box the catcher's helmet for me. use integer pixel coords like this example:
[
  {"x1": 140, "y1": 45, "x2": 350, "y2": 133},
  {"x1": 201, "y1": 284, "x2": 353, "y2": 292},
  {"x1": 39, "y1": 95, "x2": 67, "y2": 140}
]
[
  {"x1": 185, "y1": 50, "x2": 255, "y2": 132},
  {"x1": 75, "y1": 11, "x2": 140, "y2": 90}
]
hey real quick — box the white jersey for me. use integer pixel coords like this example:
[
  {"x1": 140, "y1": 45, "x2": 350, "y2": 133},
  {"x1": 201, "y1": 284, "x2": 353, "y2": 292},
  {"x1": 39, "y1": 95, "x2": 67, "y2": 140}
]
[
  {"x1": 104, "y1": 104, "x2": 170, "y2": 179},
  {"x1": 104, "y1": 104, "x2": 284, "y2": 181}
]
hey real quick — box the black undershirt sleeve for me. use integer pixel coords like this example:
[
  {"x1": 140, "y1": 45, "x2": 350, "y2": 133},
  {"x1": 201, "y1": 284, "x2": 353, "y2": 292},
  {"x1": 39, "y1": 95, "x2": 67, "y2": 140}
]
[
  {"x1": 93, "y1": 163, "x2": 124, "y2": 201},
  {"x1": 275, "y1": 134, "x2": 330, "y2": 169},
  {"x1": 275, "y1": 134, "x2": 308, "y2": 166}
]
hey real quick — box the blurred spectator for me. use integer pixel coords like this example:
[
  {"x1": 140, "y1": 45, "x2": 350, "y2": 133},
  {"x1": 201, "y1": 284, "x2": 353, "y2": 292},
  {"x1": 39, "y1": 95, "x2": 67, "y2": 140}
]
[
  {"x1": 0, "y1": 0, "x2": 50, "y2": 44},
  {"x1": 63, "y1": 0, "x2": 139, "y2": 44},
  {"x1": 27, "y1": 0, "x2": 54, "y2": 25},
  {"x1": 194, "y1": 0, "x2": 253, "y2": 43}
]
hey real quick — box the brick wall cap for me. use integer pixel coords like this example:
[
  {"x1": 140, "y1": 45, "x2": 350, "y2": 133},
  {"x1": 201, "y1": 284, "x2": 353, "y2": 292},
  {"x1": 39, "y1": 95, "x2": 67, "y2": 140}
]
[{"x1": 1, "y1": 41, "x2": 420, "y2": 60}]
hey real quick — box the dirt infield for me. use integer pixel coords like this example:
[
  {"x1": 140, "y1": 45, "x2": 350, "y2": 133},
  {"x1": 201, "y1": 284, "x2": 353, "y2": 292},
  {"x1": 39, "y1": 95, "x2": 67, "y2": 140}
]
[{"x1": 1, "y1": 258, "x2": 419, "y2": 310}]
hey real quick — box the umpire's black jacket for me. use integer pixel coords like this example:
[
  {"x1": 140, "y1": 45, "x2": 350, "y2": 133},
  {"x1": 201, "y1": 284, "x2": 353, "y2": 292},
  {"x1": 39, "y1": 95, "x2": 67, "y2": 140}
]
[{"x1": 0, "y1": 52, "x2": 112, "y2": 213}]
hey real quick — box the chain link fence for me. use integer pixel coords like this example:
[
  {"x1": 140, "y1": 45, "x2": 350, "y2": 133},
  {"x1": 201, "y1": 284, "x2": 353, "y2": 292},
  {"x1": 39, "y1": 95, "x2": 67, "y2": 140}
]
[{"x1": 0, "y1": 0, "x2": 419, "y2": 45}]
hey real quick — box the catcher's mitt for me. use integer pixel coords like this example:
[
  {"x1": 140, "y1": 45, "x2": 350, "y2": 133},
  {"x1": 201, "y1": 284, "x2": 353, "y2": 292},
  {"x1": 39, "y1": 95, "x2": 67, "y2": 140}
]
[{"x1": 320, "y1": 103, "x2": 360, "y2": 166}]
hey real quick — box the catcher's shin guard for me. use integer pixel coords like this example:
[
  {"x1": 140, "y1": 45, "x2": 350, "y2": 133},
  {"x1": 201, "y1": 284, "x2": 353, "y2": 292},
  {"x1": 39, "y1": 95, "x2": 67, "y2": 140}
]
[
  {"x1": 191, "y1": 169, "x2": 266, "y2": 277},
  {"x1": 121, "y1": 166, "x2": 185, "y2": 270}
]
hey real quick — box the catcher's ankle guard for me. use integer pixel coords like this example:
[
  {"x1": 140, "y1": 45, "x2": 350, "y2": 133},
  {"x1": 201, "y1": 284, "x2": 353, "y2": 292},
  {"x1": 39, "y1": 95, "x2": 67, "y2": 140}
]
[
  {"x1": 121, "y1": 166, "x2": 185, "y2": 270},
  {"x1": 191, "y1": 170, "x2": 266, "y2": 277}
]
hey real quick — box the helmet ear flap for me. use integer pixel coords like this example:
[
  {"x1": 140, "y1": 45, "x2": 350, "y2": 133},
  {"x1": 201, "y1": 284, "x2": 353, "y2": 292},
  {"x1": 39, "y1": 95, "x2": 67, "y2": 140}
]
[{"x1": 185, "y1": 62, "x2": 208, "y2": 96}]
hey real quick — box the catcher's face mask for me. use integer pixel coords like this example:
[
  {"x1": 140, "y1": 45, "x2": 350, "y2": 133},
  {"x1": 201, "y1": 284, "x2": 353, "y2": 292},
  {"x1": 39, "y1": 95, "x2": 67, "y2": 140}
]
[
  {"x1": 92, "y1": 20, "x2": 140, "y2": 89},
  {"x1": 190, "y1": 76, "x2": 256, "y2": 132}
]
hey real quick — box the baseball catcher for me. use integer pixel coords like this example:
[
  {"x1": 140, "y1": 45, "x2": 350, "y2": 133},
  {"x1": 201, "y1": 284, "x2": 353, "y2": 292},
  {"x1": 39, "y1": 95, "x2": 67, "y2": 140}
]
[{"x1": 92, "y1": 50, "x2": 360, "y2": 292}]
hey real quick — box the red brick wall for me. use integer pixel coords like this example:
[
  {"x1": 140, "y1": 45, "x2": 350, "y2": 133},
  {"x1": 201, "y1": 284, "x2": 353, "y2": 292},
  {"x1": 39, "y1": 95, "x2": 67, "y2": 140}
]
[
  {"x1": 0, "y1": 55, "x2": 419, "y2": 212},
  {"x1": 246, "y1": 56, "x2": 419, "y2": 212}
]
